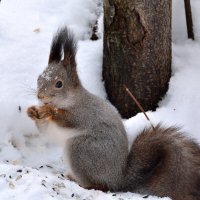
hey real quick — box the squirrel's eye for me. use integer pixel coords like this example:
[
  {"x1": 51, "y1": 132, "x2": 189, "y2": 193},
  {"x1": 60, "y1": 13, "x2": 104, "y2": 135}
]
[{"x1": 55, "y1": 81, "x2": 63, "y2": 88}]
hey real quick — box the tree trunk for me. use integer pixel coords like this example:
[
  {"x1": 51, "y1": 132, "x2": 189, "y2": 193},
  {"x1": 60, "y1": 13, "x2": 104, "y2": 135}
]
[
  {"x1": 103, "y1": 0, "x2": 172, "y2": 118},
  {"x1": 184, "y1": 0, "x2": 194, "y2": 40}
]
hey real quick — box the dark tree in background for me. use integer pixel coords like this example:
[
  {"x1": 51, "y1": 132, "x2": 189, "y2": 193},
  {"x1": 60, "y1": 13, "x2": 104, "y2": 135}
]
[
  {"x1": 184, "y1": 0, "x2": 194, "y2": 40},
  {"x1": 103, "y1": 0, "x2": 172, "y2": 118}
]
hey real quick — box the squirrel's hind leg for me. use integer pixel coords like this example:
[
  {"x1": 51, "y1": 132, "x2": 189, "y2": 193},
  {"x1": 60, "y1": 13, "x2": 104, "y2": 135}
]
[{"x1": 67, "y1": 135, "x2": 122, "y2": 192}]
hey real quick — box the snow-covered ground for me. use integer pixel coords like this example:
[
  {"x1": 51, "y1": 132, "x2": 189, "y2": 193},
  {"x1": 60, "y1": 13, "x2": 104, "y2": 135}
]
[{"x1": 0, "y1": 0, "x2": 199, "y2": 199}]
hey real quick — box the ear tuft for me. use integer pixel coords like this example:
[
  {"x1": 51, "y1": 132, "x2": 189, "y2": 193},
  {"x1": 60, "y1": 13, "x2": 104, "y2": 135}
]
[
  {"x1": 63, "y1": 28, "x2": 77, "y2": 67},
  {"x1": 48, "y1": 27, "x2": 77, "y2": 68},
  {"x1": 48, "y1": 27, "x2": 67, "y2": 64}
]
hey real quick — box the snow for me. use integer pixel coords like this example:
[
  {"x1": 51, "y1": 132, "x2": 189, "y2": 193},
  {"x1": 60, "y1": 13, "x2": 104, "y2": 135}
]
[{"x1": 0, "y1": 0, "x2": 199, "y2": 199}]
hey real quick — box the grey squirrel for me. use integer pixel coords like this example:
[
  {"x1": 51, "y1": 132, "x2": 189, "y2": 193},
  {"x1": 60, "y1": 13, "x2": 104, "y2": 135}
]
[{"x1": 27, "y1": 27, "x2": 200, "y2": 200}]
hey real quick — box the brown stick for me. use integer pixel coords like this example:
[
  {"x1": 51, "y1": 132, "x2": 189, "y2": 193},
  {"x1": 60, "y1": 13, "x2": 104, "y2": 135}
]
[
  {"x1": 124, "y1": 86, "x2": 155, "y2": 130},
  {"x1": 184, "y1": 0, "x2": 195, "y2": 40}
]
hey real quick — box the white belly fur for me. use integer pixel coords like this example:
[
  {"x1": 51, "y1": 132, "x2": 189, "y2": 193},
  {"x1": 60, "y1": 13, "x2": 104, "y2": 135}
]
[{"x1": 42, "y1": 121, "x2": 81, "y2": 179}]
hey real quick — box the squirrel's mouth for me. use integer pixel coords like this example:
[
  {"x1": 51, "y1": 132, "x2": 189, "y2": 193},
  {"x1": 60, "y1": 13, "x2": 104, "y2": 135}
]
[
  {"x1": 39, "y1": 98, "x2": 52, "y2": 105},
  {"x1": 43, "y1": 101, "x2": 52, "y2": 105}
]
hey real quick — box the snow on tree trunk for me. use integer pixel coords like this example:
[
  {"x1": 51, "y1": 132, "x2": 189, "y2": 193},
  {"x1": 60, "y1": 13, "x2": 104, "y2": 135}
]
[{"x1": 103, "y1": 0, "x2": 172, "y2": 118}]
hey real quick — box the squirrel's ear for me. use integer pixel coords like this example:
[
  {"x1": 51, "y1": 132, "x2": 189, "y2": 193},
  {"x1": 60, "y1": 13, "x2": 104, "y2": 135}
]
[
  {"x1": 63, "y1": 29, "x2": 77, "y2": 68},
  {"x1": 48, "y1": 27, "x2": 68, "y2": 64}
]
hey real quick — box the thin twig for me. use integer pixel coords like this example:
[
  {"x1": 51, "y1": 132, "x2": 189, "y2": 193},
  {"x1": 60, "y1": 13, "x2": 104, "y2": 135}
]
[{"x1": 124, "y1": 86, "x2": 155, "y2": 130}]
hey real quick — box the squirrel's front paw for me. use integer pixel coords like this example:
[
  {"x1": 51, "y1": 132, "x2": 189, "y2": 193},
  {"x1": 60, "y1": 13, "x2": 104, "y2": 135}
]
[
  {"x1": 27, "y1": 106, "x2": 39, "y2": 120},
  {"x1": 27, "y1": 105, "x2": 55, "y2": 120},
  {"x1": 37, "y1": 105, "x2": 55, "y2": 120}
]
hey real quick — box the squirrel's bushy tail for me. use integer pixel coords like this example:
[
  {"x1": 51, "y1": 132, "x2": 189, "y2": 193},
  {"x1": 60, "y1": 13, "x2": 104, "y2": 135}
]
[{"x1": 123, "y1": 124, "x2": 200, "y2": 200}]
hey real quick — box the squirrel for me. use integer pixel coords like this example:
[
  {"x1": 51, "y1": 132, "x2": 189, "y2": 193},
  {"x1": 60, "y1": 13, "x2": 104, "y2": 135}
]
[{"x1": 27, "y1": 27, "x2": 200, "y2": 200}]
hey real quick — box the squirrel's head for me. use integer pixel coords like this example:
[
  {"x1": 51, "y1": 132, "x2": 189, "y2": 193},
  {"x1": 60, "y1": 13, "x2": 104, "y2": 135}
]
[{"x1": 37, "y1": 27, "x2": 80, "y2": 106}]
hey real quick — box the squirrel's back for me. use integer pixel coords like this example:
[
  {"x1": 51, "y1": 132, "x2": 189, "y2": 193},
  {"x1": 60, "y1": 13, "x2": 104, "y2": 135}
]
[{"x1": 124, "y1": 125, "x2": 200, "y2": 200}]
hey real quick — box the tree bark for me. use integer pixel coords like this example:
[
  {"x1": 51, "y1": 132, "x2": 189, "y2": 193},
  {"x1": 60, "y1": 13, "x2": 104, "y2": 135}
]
[{"x1": 103, "y1": 0, "x2": 172, "y2": 118}]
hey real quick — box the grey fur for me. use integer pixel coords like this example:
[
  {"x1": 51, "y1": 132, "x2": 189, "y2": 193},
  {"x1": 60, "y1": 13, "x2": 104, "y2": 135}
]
[{"x1": 28, "y1": 27, "x2": 200, "y2": 200}]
